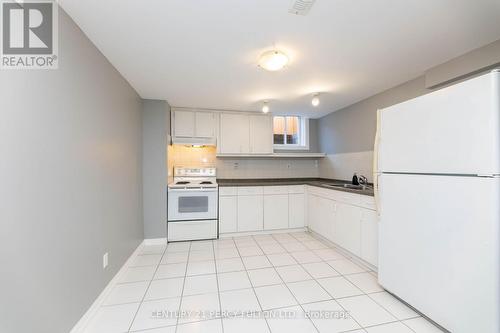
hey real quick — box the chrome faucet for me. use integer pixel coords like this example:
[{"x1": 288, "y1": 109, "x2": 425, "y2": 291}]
[
  {"x1": 358, "y1": 174, "x2": 368, "y2": 185},
  {"x1": 357, "y1": 174, "x2": 373, "y2": 190}
]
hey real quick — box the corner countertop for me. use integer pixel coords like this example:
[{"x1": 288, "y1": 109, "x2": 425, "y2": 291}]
[{"x1": 217, "y1": 178, "x2": 374, "y2": 196}]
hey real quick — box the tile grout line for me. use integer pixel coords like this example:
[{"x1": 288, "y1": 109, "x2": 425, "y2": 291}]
[
  {"x1": 298, "y1": 232, "x2": 420, "y2": 331},
  {"x1": 233, "y1": 236, "x2": 274, "y2": 333},
  {"x1": 173, "y1": 241, "x2": 192, "y2": 333},
  {"x1": 303, "y1": 237, "x2": 409, "y2": 331},
  {"x1": 124, "y1": 233, "x2": 431, "y2": 332},
  {"x1": 295, "y1": 232, "x2": 400, "y2": 331},
  {"x1": 126, "y1": 244, "x2": 168, "y2": 332},
  {"x1": 239, "y1": 231, "x2": 423, "y2": 332},
  {"x1": 252, "y1": 234, "x2": 322, "y2": 333},
  {"x1": 268, "y1": 232, "x2": 366, "y2": 332},
  {"x1": 267, "y1": 232, "x2": 396, "y2": 332},
  {"x1": 212, "y1": 239, "x2": 225, "y2": 333}
]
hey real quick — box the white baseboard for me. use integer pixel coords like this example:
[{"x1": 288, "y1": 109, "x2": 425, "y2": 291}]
[
  {"x1": 219, "y1": 227, "x2": 307, "y2": 239},
  {"x1": 143, "y1": 237, "x2": 168, "y2": 246},
  {"x1": 69, "y1": 241, "x2": 145, "y2": 333}
]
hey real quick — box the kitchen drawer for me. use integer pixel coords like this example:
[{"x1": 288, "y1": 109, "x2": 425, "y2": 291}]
[
  {"x1": 263, "y1": 186, "x2": 289, "y2": 195},
  {"x1": 334, "y1": 191, "x2": 361, "y2": 206},
  {"x1": 219, "y1": 186, "x2": 238, "y2": 196},
  {"x1": 238, "y1": 186, "x2": 264, "y2": 196},
  {"x1": 359, "y1": 195, "x2": 377, "y2": 211},
  {"x1": 167, "y1": 220, "x2": 217, "y2": 242},
  {"x1": 288, "y1": 185, "x2": 305, "y2": 194},
  {"x1": 307, "y1": 185, "x2": 335, "y2": 200}
]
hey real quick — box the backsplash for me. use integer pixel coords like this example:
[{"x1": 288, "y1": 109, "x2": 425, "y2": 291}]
[
  {"x1": 216, "y1": 158, "x2": 319, "y2": 179},
  {"x1": 167, "y1": 145, "x2": 374, "y2": 181},
  {"x1": 167, "y1": 144, "x2": 320, "y2": 179},
  {"x1": 167, "y1": 145, "x2": 217, "y2": 177},
  {"x1": 319, "y1": 150, "x2": 374, "y2": 182}
]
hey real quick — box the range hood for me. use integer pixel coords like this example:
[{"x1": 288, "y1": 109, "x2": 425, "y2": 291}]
[{"x1": 171, "y1": 136, "x2": 216, "y2": 146}]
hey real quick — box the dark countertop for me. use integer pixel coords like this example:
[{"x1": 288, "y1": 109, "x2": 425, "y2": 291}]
[{"x1": 217, "y1": 178, "x2": 374, "y2": 196}]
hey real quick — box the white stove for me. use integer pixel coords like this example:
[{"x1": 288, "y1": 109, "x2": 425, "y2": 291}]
[
  {"x1": 169, "y1": 167, "x2": 218, "y2": 189},
  {"x1": 167, "y1": 167, "x2": 218, "y2": 242}
]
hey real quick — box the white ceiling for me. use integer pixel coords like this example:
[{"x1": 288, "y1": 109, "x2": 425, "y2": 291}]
[{"x1": 58, "y1": 0, "x2": 500, "y2": 118}]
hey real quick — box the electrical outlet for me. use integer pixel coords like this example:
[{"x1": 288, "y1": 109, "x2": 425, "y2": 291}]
[
  {"x1": 103, "y1": 252, "x2": 108, "y2": 269},
  {"x1": 233, "y1": 162, "x2": 239, "y2": 169},
  {"x1": 315, "y1": 160, "x2": 319, "y2": 167}
]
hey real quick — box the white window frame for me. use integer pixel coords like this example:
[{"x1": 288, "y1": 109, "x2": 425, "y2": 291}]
[{"x1": 273, "y1": 116, "x2": 310, "y2": 150}]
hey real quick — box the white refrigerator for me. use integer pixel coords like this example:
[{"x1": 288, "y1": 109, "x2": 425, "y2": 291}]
[{"x1": 374, "y1": 70, "x2": 500, "y2": 333}]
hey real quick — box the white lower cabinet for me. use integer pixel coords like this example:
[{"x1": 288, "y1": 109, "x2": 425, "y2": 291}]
[
  {"x1": 219, "y1": 196, "x2": 237, "y2": 233},
  {"x1": 237, "y1": 195, "x2": 263, "y2": 232},
  {"x1": 308, "y1": 194, "x2": 335, "y2": 241},
  {"x1": 264, "y1": 194, "x2": 289, "y2": 230},
  {"x1": 306, "y1": 186, "x2": 378, "y2": 267},
  {"x1": 218, "y1": 184, "x2": 377, "y2": 268},
  {"x1": 307, "y1": 194, "x2": 320, "y2": 234},
  {"x1": 219, "y1": 185, "x2": 306, "y2": 234},
  {"x1": 360, "y1": 209, "x2": 379, "y2": 266},
  {"x1": 289, "y1": 193, "x2": 305, "y2": 228},
  {"x1": 334, "y1": 202, "x2": 363, "y2": 257}
]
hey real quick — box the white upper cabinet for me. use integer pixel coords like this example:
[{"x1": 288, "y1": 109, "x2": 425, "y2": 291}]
[
  {"x1": 173, "y1": 110, "x2": 195, "y2": 137},
  {"x1": 249, "y1": 115, "x2": 273, "y2": 154},
  {"x1": 171, "y1": 110, "x2": 273, "y2": 152},
  {"x1": 219, "y1": 113, "x2": 250, "y2": 154},
  {"x1": 219, "y1": 113, "x2": 272, "y2": 155},
  {"x1": 171, "y1": 109, "x2": 216, "y2": 144},
  {"x1": 195, "y1": 112, "x2": 215, "y2": 138}
]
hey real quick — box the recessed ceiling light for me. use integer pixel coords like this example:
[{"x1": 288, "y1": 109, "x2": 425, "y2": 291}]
[
  {"x1": 258, "y1": 50, "x2": 289, "y2": 71},
  {"x1": 262, "y1": 101, "x2": 270, "y2": 113},
  {"x1": 311, "y1": 93, "x2": 320, "y2": 107}
]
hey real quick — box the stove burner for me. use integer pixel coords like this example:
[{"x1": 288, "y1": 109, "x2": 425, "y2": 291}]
[
  {"x1": 200, "y1": 181, "x2": 213, "y2": 184},
  {"x1": 176, "y1": 181, "x2": 190, "y2": 185}
]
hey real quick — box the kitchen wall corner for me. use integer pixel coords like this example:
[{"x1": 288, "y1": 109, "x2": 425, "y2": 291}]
[
  {"x1": 319, "y1": 151, "x2": 374, "y2": 182},
  {"x1": 142, "y1": 99, "x2": 170, "y2": 239}
]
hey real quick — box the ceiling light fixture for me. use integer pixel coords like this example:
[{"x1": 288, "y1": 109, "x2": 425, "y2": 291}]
[
  {"x1": 258, "y1": 50, "x2": 289, "y2": 71},
  {"x1": 262, "y1": 101, "x2": 270, "y2": 113},
  {"x1": 311, "y1": 93, "x2": 320, "y2": 107}
]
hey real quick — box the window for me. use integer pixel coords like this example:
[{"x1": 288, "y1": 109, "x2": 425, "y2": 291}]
[{"x1": 273, "y1": 116, "x2": 309, "y2": 150}]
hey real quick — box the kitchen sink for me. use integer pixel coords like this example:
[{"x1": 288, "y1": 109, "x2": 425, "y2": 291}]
[{"x1": 322, "y1": 183, "x2": 369, "y2": 190}]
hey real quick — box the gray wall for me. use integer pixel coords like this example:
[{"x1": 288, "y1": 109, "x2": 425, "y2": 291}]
[
  {"x1": 318, "y1": 76, "x2": 428, "y2": 154},
  {"x1": 425, "y1": 39, "x2": 500, "y2": 88},
  {"x1": 318, "y1": 40, "x2": 500, "y2": 155},
  {"x1": 0, "y1": 8, "x2": 143, "y2": 333},
  {"x1": 142, "y1": 100, "x2": 170, "y2": 239},
  {"x1": 308, "y1": 119, "x2": 320, "y2": 153}
]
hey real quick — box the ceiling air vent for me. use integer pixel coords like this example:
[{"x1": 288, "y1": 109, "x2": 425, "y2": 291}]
[{"x1": 289, "y1": 0, "x2": 316, "y2": 16}]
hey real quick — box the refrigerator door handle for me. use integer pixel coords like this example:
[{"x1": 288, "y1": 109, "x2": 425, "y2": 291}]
[
  {"x1": 374, "y1": 173, "x2": 380, "y2": 216},
  {"x1": 373, "y1": 109, "x2": 382, "y2": 216}
]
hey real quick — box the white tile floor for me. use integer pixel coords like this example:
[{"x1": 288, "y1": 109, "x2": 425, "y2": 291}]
[{"x1": 82, "y1": 232, "x2": 445, "y2": 333}]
